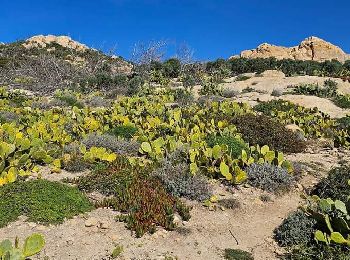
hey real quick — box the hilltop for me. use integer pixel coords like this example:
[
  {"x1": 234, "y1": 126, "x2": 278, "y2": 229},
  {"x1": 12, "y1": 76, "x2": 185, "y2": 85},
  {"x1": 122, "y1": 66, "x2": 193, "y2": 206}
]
[{"x1": 233, "y1": 36, "x2": 350, "y2": 62}]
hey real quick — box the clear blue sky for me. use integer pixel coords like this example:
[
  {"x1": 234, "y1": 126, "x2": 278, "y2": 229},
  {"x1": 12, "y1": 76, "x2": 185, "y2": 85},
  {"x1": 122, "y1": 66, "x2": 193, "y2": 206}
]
[{"x1": 1, "y1": 0, "x2": 349, "y2": 61}]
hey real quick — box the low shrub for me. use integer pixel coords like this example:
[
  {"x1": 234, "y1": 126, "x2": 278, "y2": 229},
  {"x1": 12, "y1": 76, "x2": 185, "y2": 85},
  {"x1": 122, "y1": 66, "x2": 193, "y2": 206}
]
[
  {"x1": 70, "y1": 161, "x2": 191, "y2": 237},
  {"x1": 336, "y1": 116, "x2": 350, "y2": 130},
  {"x1": 282, "y1": 244, "x2": 350, "y2": 260},
  {"x1": 333, "y1": 94, "x2": 350, "y2": 109},
  {"x1": 311, "y1": 165, "x2": 350, "y2": 202},
  {"x1": 104, "y1": 176, "x2": 191, "y2": 237},
  {"x1": 0, "y1": 111, "x2": 19, "y2": 123},
  {"x1": 206, "y1": 134, "x2": 249, "y2": 158},
  {"x1": 245, "y1": 163, "x2": 294, "y2": 193},
  {"x1": 81, "y1": 133, "x2": 140, "y2": 156},
  {"x1": 224, "y1": 249, "x2": 254, "y2": 260},
  {"x1": 84, "y1": 95, "x2": 112, "y2": 108},
  {"x1": 232, "y1": 114, "x2": 306, "y2": 153},
  {"x1": 235, "y1": 75, "x2": 251, "y2": 81},
  {"x1": 55, "y1": 92, "x2": 84, "y2": 108},
  {"x1": 172, "y1": 88, "x2": 194, "y2": 106},
  {"x1": 271, "y1": 88, "x2": 284, "y2": 97},
  {"x1": 0, "y1": 179, "x2": 93, "y2": 227},
  {"x1": 151, "y1": 160, "x2": 212, "y2": 201},
  {"x1": 63, "y1": 143, "x2": 89, "y2": 172},
  {"x1": 108, "y1": 125, "x2": 138, "y2": 139},
  {"x1": 254, "y1": 99, "x2": 298, "y2": 114},
  {"x1": 221, "y1": 88, "x2": 240, "y2": 98},
  {"x1": 274, "y1": 211, "x2": 316, "y2": 247}
]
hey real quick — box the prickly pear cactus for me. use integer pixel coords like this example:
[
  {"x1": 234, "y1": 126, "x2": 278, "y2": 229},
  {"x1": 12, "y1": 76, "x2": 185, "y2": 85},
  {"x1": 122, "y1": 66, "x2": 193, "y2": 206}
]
[{"x1": 0, "y1": 233, "x2": 45, "y2": 260}]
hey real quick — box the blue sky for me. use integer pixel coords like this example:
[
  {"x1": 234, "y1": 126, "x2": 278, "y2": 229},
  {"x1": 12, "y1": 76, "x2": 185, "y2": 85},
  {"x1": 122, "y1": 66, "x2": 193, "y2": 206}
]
[{"x1": 1, "y1": 0, "x2": 349, "y2": 61}]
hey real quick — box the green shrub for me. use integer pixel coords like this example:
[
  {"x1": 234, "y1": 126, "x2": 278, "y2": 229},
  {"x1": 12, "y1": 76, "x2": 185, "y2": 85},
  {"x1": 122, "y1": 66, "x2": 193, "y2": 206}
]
[
  {"x1": 246, "y1": 163, "x2": 294, "y2": 193},
  {"x1": 55, "y1": 92, "x2": 84, "y2": 108},
  {"x1": 333, "y1": 94, "x2": 350, "y2": 109},
  {"x1": 224, "y1": 249, "x2": 254, "y2": 260},
  {"x1": 163, "y1": 58, "x2": 181, "y2": 78},
  {"x1": 282, "y1": 244, "x2": 350, "y2": 260},
  {"x1": 235, "y1": 75, "x2": 251, "y2": 81},
  {"x1": 254, "y1": 100, "x2": 299, "y2": 114},
  {"x1": 232, "y1": 114, "x2": 306, "y2": 153},
  {"x1": 206, "y1": 134, "x2": 249, "y2": 158},
  {"x1": 108, "y1": 125, "x2": 138, "y2": 139},
  {"x1": 0, "y1": 179, "x2": 93, "y2": 227},
  {"x1": 336, "y1": 116, "x2": 350, "y2": 131},
  {"x1": 312, "y1": 165, "x2": 350, "y2": 202},
  {"x1": 274, "y1": 211, "x2": 316, "y2": 247}
]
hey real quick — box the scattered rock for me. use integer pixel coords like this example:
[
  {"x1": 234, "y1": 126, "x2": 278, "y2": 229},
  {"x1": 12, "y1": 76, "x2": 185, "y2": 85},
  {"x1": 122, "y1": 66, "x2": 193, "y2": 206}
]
[{"x1": 85, "y1": 217, "x2": 98, "y2": 227}]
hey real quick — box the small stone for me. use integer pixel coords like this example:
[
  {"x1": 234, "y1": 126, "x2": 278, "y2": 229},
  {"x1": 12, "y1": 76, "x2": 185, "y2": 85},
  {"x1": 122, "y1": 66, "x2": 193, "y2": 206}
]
[
  {"x1": 67, "y1": 239, "x2": 74, "y2": 245},
  {"x1": 109, "y1": 234, "x2": 119, "y2": 241},
  {"x1": 28, "y1": 223, "x2": 37, "y2": 228},
  {"x1": 36, "y1": 225, "x2": 47, "y2": 231},
  {"x1": 100, "y1": 221, "x2": 110, "y2": 229},
  {"x1": 85, "y1": 217, "x2": 98, "y2": 227},
  {"x1": 220, "y1": 206, "x2": 226, "y2": 211}
]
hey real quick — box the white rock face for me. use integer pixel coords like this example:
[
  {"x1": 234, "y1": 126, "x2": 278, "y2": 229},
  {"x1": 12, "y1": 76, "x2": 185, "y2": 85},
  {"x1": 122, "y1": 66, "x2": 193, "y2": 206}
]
[
  {"x1": 23, "y1": 35, "x2": 88, "y2": 52},
  {"x1": 235, "y1": 36, "x2": 350, "y2": 62}
]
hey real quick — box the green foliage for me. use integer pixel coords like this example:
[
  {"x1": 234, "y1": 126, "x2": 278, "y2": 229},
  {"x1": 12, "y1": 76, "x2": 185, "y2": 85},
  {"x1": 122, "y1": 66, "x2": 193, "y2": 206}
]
[
  {"x1": 0, "y1": 179, "x2": 93, "y2": 227},
  {"x1": 235, "y1": 75, "x2": 251, "y2": 81},
  {"x1": 54, "y1": 91, "x2": 84, "y2": 108},
  {"x1": 224, "y1": 248, "x2": 254, "y2": 260},
  {"x1": 283, "y1": 244, "x2": 350, "y2": 260},
  {"x1": 246, "y1": 163, "x2": 294, "y2": 194},
  {"x1": 274, "y1": 211, "x2": 317, "y2": 247},
  {"x1": 206, "y1": 134, "x2": 249, "y2": 159},
  {"x1": 333, "y1": 94, "x2": 350, "y2": 109},
  {"x1": 111, "y1": 245, "x2": 124, "y2": 258},
  {"x1": 108, "y1": 125, "x2": 138, "y2": 139},
  {"x1": 199, "y1": 77, "x2": 222, "y2": 96},
  {"x1": 232, "y1": 114, "x2": 306, "y2": 153},
  {"x1": 217, "y1": 57, "x2": 350, "y2": 78},
  {"x1": 0, "y1": 233, "x2": 45, "y2": 260},
  {"x1": 163, "y1": 58, "x2": 181, "y2": 78},
  {"x1": 304, "y1": 196, "x2": 350, "y2": 247},
  {"x1": 312, "y1": 165, "x2": 350, "y2": 202}
]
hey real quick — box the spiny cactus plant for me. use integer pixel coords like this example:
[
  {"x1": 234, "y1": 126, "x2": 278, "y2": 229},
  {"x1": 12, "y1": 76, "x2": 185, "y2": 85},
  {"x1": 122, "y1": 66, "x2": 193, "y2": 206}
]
[{"x1": 0, "y1": 233, "x2": 45, "y2": 260}]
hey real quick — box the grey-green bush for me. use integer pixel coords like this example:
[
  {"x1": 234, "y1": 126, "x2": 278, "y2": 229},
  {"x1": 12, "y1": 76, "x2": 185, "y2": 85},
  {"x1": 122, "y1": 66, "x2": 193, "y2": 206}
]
[
  {"x1": 246, "y1": 163, "x2": 294, "y2": 193},
  {"x1": 81, "y1": 133, "x2": 140, "y2": 156},
  {"x1": 152, "y1": 160, "x2": 212, "y2": 201},
  {"x1": 274, "y1": 211, "x2": 316, "y2": 247}
]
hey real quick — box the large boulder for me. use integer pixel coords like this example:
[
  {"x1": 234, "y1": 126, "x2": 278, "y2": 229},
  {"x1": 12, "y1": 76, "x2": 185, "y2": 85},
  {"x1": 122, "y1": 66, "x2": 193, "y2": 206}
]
[{"x1": 235, "y1": 36, "x2": 350, "y2": 62}]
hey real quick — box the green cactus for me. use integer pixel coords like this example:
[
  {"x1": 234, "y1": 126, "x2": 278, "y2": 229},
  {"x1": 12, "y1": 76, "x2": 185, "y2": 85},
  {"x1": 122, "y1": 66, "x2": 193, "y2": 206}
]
[
  {"x1": 0, "y1": 233, "x2": 45, "y2": 260},
  {"x1": 305, "y1": 196, "x2": 350, "y2": 247}
]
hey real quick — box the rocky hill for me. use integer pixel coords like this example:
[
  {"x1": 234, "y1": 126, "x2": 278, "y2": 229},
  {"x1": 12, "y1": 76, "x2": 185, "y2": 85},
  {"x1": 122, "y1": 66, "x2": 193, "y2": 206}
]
[
  {"x1": 234, "y1": 36, "x2": 350, "y2": 62},
  {"x1": 0, "y1": 35, "x2": 132, "y2": 93}
]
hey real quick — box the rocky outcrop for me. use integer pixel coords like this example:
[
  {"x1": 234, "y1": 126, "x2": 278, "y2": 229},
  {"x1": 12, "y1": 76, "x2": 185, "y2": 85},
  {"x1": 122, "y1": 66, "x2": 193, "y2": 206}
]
[
  {"x1": 236, "y1": 36, "x2": 350, "y2": 62},
  {"x1": 23, "y1": 35, "x2": 89, "y2": 52}
]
